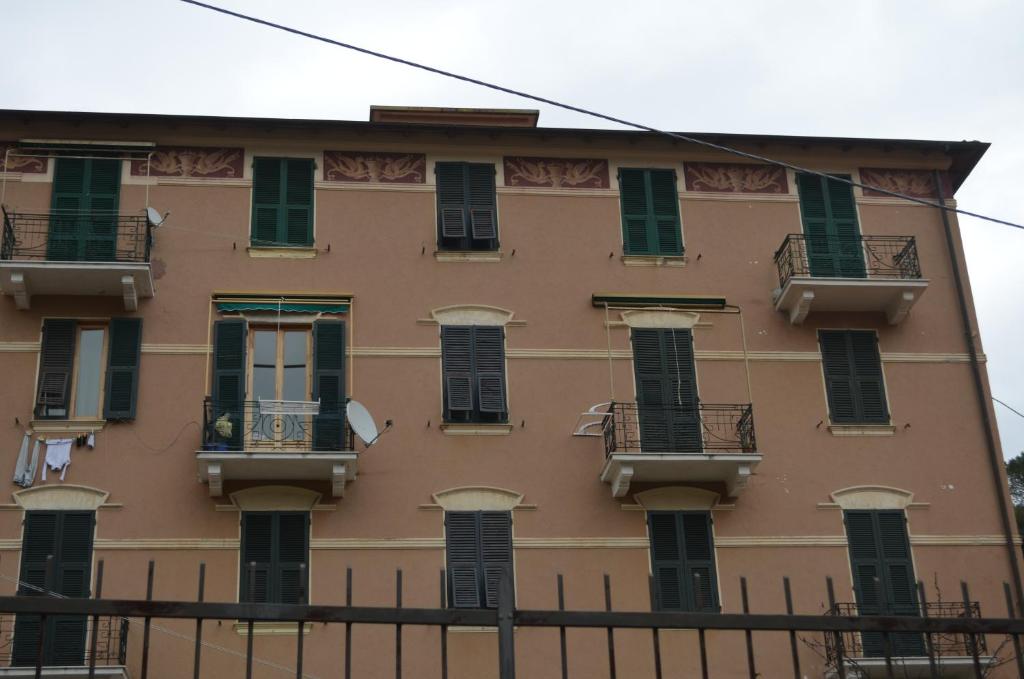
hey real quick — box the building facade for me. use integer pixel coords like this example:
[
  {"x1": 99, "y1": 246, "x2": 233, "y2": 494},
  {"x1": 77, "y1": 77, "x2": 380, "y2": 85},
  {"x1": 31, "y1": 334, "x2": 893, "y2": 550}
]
[{"x1": 0, "y1": 106, "x2": 1017, "y2": 677}]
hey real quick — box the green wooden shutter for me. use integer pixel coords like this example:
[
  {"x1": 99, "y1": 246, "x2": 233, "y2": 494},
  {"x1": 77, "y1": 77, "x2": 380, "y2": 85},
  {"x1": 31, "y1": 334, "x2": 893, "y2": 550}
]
[
  {"x1": 446, "y1": 511, "x2": 482, "y2": 608},
  {"x1": 436, "y1": 162, "x2": 497, "y2": 249},
  {"x1": 276, "y1": 513, "x2": 310, "y2": 604},
  {"x1": 313, "y1": 320, "x2": 346, "y2": 450},
  {"x1": 649, "y1": 511, "x2": 718, "y2": 612},
  {"x1": 680, "y1": 512, "x2": 718, "y2": 612},
  {"x1": 436, "y1": 162, "x2": 467, "y2": 239},
  {"x1": 619, "y1": 169, "x2": 681, "y2": 255},
  {"x1": 104, "y1": 318, "x2": 142, "y2": 420},
  {"x1": 649, "y1": 512, "x2": 684, "y2": 610},
  {"x1": 819, "y1": 331, "x2": 889, "y2": 424},
  {"x1": 473, "y1": 327, "x2": 507, "y2": 417},
  {"x1": 467, "y1": 163, "x2": 497, "y2": 240},
  {"x1": 632, "y1": 328, "x2": 701, "y2": 452},
  {"x1": 212, "y1": 320, "x2": 247, "y2": 448},
  {"x1": 480, "y1": 511, "x2": 513, "y2": 608},
  {"x1": 251, "y1": 157, "x2": 282, "y2": 245},
  {"x1": 797, "y1": 173, "x2": 864, "y2": 278},
  {"x1": 240, "y1": 512, "x2": 273, "y2": 603},
  {"x1": 36, "y1": 319, "x2": 76, "y2": 418},
  {"x1": 50, "y1": 512, "x2": 93, "y2": 665},
  {"x1": 441, "y1": 326, "x2": 474, "y2": 418},
  {"x1": 49, "y1": 159, "x2": 87, "y2": 261},
  {"x1": 83, "y1": 159, "x2": 121, "y2": 262},
  {"x1": 11, "y1": 512, "x2": 57, "y2": 665},
  {"x1": 284, "y1": 159, "x2": 314, "y2": 246}
]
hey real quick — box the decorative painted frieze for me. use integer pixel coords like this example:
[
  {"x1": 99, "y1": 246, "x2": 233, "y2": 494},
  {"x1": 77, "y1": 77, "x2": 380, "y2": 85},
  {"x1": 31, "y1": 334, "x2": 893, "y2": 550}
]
[
  {"x1": 683, "y1": 162, "x2": 787, "y2": 193},
  {"x1": 503, "y1": 157, "x2": 609, "y2": 189},
  {"x1": 859, "y1": 168, "x2": 952, "y2": 198},
  {"x1": 130, "y1": 147, "x2": 244, "y2": 178},
  {"x1": 0, "y1": 143, "x2": 47, "y2": 173},
  {"x1": 323, "y1": 151, "x2": 426, "y2": 183}
]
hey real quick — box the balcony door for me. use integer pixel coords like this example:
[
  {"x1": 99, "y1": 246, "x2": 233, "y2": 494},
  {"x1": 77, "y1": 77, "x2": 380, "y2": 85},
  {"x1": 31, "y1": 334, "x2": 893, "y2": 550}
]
[
  {"x1": 250, "y1": 327, "x2": 311, "y2": 447},
  {"x1": 48, "y1": 158, "x2": 121, "y2": 262},
  {"x1": 796, "y1": 173, "x2": 865, "y2": 278},
  {"x1": 631, "y1": 328, "x2": 702, "y2": 453}
]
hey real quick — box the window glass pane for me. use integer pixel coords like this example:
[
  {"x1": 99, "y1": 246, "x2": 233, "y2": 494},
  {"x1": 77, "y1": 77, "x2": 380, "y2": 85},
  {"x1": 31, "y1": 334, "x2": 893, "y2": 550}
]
[
  {"x1": 254, "y1": 330, "x2": 276, "y2": 366},
  {"x1": 284, "y1": 331, "x2": 306, "y2": 366},
  {"x1": 283, "y1": 367, "x2": 306, "y2": 401},
  {"x1": 283, "y1": 331, "x2": 307, "y2": 401},
  {"x1": 253, "y1": 367, "x2": 275, "y2": 400},
  {"x1": 74, "y1": 329, "x2": 104, "y2": 417}
]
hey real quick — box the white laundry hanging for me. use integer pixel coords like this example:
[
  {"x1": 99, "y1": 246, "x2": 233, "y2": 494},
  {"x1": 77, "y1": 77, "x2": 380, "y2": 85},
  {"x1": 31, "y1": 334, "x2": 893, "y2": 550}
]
[{"x1": 41, "y1": 438, "x2": 73, "y2": 481}]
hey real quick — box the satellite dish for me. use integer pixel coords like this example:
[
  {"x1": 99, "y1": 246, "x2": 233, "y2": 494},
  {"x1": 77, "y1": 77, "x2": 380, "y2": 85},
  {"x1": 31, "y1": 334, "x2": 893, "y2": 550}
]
[
  {"x1": 346, "y1": 400, "x2": 379, "y2": 445},
  {"x1": 146, "y1": 207, "x2": 166, "y2": 227}
]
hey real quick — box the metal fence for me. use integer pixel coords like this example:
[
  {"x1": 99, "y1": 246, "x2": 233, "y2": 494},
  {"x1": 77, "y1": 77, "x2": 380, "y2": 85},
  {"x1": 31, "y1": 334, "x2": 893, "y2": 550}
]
[
  {"x1": 602, "y1": 401, "x2": 757, "y2": 455},
  {"x1": 4, "y1": 558, "x2": 1022, "y2": 679},
  {"x1": 201, "y1": 398, "x2": 354, "y2": 451},
  {"x1": 0, "y1": 207, "x2": 152, "y2": 263},
  {"x1": 774, "y1": 234, "x2": 921, "y2": 285},
  {"x1": 0, "y1": 613, "x2": 128, "y2": 667}
]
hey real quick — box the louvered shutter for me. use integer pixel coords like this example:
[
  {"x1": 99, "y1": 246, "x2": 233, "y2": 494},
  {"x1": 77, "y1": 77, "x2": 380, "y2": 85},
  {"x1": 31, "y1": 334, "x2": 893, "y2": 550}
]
[
  {"x1": 619, "y1": 169, "x2": 681, "y2": 255},
  {"x1": 797, "y1": 173, "x2": 865, "y2": 278},
  {"x1": 36, "y1": 319, "x2": 76, "y2": 418},
  {"x1": 83, "y1": 159, "x2": 121, "y2": 262},
  {"x1": 649, "y1": 511, "x2": 718, "y2": 612},
  {"x1": 313, "y1": 320, "x2": 346, "y2": 450},
  {"x1": 680, "y1": 513, "x2": 718, "y2": 612},
  {"x1": 436, "y1": 163, "x2": 467, "y2": 238},
  {"x1": 48, "y1": 158, "x2": 87, "y2": 261},
  {"x1": 12, "y1": 512, "x2": 58, "y2": 665},
  {"x1": 240, "y1": 513, "x2": 274, "y2": 603},
  {"x1": 649, "y1": 169, "x2": 682, "y2": 255},
  {"x1": 849, "y1": 331, "x2": 889, "y2": 422},
  {"x1": 284, "y1": 159, "x2": 314, "y2": 246},
  {"x1": 446, "y1": 512, "x2": 482, "y2": 608},
  {"x1": 473, "y1": 327, "x2": 506, "y2": 415},
  {"x1": 467, "y1": 164, "x2": 497, "y2": 240},
  {"x1": 275, "y1": 513, "x2": 310, "y2": 604},
  {"x1": 441, "y1": 326, "x2": 474, "y2": 418},
  {"x1": 212, "y1": 320, "x2": 247, "y2": 448},
  {"x1": 648, "y1": 512, "x2": 684, "y2": 610},
  {"x1": 819, "y1": 331, "x2": 858, "y2": 422},
  {"x1": 436, "y1": 162, "x2": 498, "y2": 249},
  {"x1": 632, "y1": 328, "x2": 701, "y2": 452},
  {"x1": 104, "y1": 318, "x2": 142, "y2": 420},
  {"x1": 480, "y1": 512, "x2": 513, "y2": 608},
  {"x1": 251, "y1": 158, "x2": 282, "y2": 245},
  {"x1": 819, "y1": 331, "x2": 889, "y2": 424},
  {"x1": 619, "y1": 168, "x2": 651, "y2": 254}
]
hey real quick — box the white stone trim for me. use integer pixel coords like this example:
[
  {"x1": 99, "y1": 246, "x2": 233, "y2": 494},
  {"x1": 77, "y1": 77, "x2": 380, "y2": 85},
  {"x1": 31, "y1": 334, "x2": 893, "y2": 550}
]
[
  {"x1": 229, "y1": 486, "x2": 322, "y2": 512},
  {"x1": 829, "y1": 485, "x2": 914, "y2": 510},
  {"x1": 429, "y1": 305, "x2": 516, "y2": 326},
  {"x1": 431, "y1": 486, "x2": 524, "y2": 511},
  {"x1": 13, "y1": 485, "x2": 110, "y2": 511},
  {"x1": 633, "y1": 486, "x2": 720, "y2": 511},
  {"x1": 619, "y1": 310, "x2": 700, "y2": 329}
]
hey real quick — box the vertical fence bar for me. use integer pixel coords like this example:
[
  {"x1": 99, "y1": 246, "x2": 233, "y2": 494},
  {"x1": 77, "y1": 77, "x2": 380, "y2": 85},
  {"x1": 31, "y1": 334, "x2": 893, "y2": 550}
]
[
  {"x1": 874, "y1": 576, "x2": 896, "y2": 679},
  {"x1": 557, "y1": 574, "x2": 568, "y2": 679},
  {"x1": 783, "y1": 577, "x2": 801, "y2": 679},
  {"x1": 140, "y1": 560, "x2": 155, "y2": 679},
  {"x1": 246, "y1": 562, "x2": 255, "y2": 679},
  {"x1": 961, "y1": 581, "x2": 983, "y2": 679},
  {"x1": 695, "y1": 572, "x2": 709, "y2": 679},
  {"x1": 740, "y1": 577, "x2": 757, "y2": 679},
  {"x1": 34, "y1": 554, "x2": 54, "y2": 679},
  {"x1": 1004, "y1": 582, "x2": 1024, "y2": 679},
  {"x1": 603, "y1": 574, "x2": 617, "y2": 679},
  {"x1": 440, "y1": 570, "x2": 448, "y2": 679},
  {"x1": 87, "y1": 559, "x2": 104, "y2": 678},
  {"x1": 497, "y1": 565, "x2": 516, "y2": 679},
  {"x1": 647, "y1": 575, "x2": 662, "y2": 679},
  {"x1": 193, "y1": 562, "x2": 205, "y2": 679},
  {"x1": 345, "y1": 566, "x2": 352, "y2": 679},
  {"x1": 296, "y1": 563, "x2": 306, "y2": 679},
  {"x1": 916, "y1": 581, "x2": 938, "y2": 679},
  {"x1": 826, "y1": 577, "x2": 847, "y2": 679},
  {"x1": 395, "y1": 569, "x2": 402, "y2": 679}
]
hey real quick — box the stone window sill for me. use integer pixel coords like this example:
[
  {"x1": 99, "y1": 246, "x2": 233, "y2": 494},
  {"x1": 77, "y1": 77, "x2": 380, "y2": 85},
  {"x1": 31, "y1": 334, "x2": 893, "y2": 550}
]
[
  {"x1": 828, "y1": 424, "x2": 896, "y2": 437},
  {"x1": 440, "y1": 423, "x2": 513, "y2": 436},
  {"x1": 621, "y1": 255, "x2": 687, "y2": 267},
  {"x1": 434, "y1": 250, "x2": 503, "y2": 263},
  {"x1": 247, "y1": 246, "x2": 318, "y2": 259},
  {"x1": 233, "y1": 621, "x2": 312, "y2": 636},
  {"x1": 29, "y1": 419, "x2": 106, "y2": 434}
]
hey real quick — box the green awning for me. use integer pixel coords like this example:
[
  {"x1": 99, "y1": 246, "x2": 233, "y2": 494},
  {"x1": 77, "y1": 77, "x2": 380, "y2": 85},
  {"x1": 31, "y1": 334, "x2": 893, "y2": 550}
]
[
  {"x1": 216, "y1": 302, "x2": 348, "y2": 314},
  {"x1": 591, "y1": 293, "x2": 726, "y2": 309}
]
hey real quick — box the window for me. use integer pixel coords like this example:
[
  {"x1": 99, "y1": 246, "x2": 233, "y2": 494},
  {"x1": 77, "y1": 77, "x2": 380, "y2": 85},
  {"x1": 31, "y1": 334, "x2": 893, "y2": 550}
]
[
  {"x1": 796, "y1": 172, "x2": 865, "y2": 277},
  {"x1": 211, "y1": 319, "x2": 346, "y2": 450},
  {"x1": 618, "y1": 168, "x2": 682, "y2": 256},
  {"x1": 49, "y1": 157, "x2": 121, "y2": 262},
  {"x1": 440, "y1": 326, "x2": 507, "y2": 423},
  {"x1": 35, "y1": 318, "x2": 142, "y2": 420},
  {"x1": 12, "y1": 511, "x2": 94, "y2": 666},
  {"x1": 844, "y1": 510, "x2": 924, "y2": 656},
  {"x1": 435, "y1": 162, "x2": 498, "y2": 251},
  {"x1": 818, "y1": 330, "x2": 889, "y2": 424},
  {"x1": 632, "y1": 328, "x2": 700, "y2": 452},
  {"x1": 445, "y1": 511, "x2": 513, "y2": 608},
  {"x1": 251, "y1": 157, "x2": 314, "y2": 247},
  {"x1": 648, "y1": 511, "x2": 718, "y2": 612},
  {"x1": 240, "y1": 512, "x2": 310, "y2": 604}
]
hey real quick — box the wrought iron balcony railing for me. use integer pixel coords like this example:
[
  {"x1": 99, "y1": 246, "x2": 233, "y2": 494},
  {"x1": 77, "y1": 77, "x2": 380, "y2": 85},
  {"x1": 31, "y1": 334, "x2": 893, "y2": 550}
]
[
  {"x1": 774, "y1": 233, "x2": 921, "y2": 286},
  {"x1": 0, "y1": 613, "x2": 128, "y2": 667},
  {"x1": 1, "y1": 207, "x2": 152, "y2": 263},
  {"x1": 825, "y1": 601, "x2": 985, "y2": 662},
  {"x1": 201, "y1": 398, "x2": 354, "y2": 452},
  {"x1": 602, "y1": 402, "x2": 756, "y2": 456}
]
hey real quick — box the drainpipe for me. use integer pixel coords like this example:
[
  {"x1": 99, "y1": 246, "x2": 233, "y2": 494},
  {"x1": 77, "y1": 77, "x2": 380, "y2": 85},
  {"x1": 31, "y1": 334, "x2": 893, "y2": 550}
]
[{"x1": 934, "y1": 170, "x2": 1024, "y2": 611}]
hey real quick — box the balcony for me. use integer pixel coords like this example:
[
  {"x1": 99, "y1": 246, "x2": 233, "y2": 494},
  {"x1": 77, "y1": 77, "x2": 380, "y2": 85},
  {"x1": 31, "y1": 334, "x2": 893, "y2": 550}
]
[
  {"x1": 195, "y1": 399, "x2": 358, "y2": 498},
  {"x1": 0, "y1": 208, "x2": 154, "y2": 310},
  {"x1": 825, "y1": 602, "x2": 992, "y2": 679},
  {"x1": 598, "y1": 402, "x2": 761, "y2": 498},
  {"x1": 772, "y1": 234, "x2": 928, "y2": 325},
  {"x1": 0, "y1": 614, "x2": 128, "y2": 678}
]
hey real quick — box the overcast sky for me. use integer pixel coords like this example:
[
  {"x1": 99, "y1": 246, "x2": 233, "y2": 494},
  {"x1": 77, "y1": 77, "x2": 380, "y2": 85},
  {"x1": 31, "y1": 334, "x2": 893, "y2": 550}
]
[{"x1": 3, "y1": 0, "x2": 1022, "y2": 458}]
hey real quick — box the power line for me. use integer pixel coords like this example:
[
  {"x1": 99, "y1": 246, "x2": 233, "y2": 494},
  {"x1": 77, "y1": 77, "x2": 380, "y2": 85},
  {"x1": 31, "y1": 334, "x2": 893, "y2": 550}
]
[
  {"x1": 176, "y1": 0, "x2": 1024, "y2": 232},
  {"x1": 995, "y1": 397, "x2": 1024, "y2": 420}
]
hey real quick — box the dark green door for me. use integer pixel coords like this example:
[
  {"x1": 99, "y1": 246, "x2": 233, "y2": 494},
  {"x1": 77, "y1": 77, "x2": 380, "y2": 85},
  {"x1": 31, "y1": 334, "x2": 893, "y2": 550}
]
[
  {"x1": 48, "y1": 158, "x2": 121, "y2": 262},
  {"x1": 632, "y1": 328, "x2": 701, "y2": 452},
  {"x1": 797, "y1": 173, "x2": 865, "y2": 278},
  {"x1": 12, "y1": 511, "x2": 94, "y2": 666}
]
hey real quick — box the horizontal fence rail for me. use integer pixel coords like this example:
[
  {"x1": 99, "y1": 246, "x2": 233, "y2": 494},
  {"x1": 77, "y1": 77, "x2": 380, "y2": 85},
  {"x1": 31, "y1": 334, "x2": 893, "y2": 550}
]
[
  {"x1": 201, "y1": 398, "x2": 354, "y2": 452},
  {"x1": 603, "y1": 401, "x2": 757, "y2": 455},
  {"x1": 774, "y1": 233, "x2": 922, "y2": 285},
  {"x1": 1, "y1": 207, "x2": 152, "y2": 263}
]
